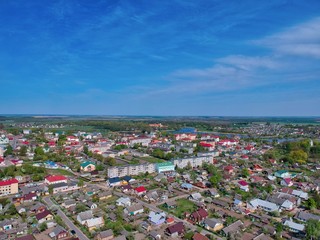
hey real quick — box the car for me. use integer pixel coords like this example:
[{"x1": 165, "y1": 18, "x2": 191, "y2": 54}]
[{"x1": 70, "y1": 230, "x2": 76, "y2": 236}]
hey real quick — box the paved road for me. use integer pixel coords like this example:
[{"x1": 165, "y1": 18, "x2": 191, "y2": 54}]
[
  {"x1": 43, "y1": 197, "x2": 90, "y2": 240},
  {"x1": 95, "y1": 183, "x2": 224, "y2": 240}
]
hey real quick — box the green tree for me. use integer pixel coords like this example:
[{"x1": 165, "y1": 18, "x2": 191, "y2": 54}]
[
  {"x1": 48, "y1": 185, "x2": 53, "y2": 194},
  {"x1": 241, "y1": 168, "x2": 250, "y2": 178},
  {"x1": 288, "y1": 150, "x2": 308, "y2": 164},
  {"x1": 306, "y1": 219, "x2": 320, "y2": 239},
  {"x1": 306, "y1": 198, "x2": 317, "y2": 210},
  {"x1": 19, "y1": 146, "x2": 28, "y2": 156},
  {"x1": 78, "y1": 179, "x2": 84, "y2": 188},
  {"x1": 39, "y1": 222, "x2": 47, "y2": 232},
  {"x1": 4, "y1": 145, "x2": 13, "y2": 156}
]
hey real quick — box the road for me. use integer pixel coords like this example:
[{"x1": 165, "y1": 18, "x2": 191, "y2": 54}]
[
  {"x1": 95, "y1": 183, "x2": 224, "y2": 240},
  {"x1": 43, "y1": 196, "x2": 90, "y2": 240}
]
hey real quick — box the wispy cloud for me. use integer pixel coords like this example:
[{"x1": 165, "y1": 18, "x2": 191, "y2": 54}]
[
  {"x1": 254, "y1": 17, "x2": 320, "y2": 58},
  {"x1": 138, "y1": 17, "x2": 320, "y2": 97}
]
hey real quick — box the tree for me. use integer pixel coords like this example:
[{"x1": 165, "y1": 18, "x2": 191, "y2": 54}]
[
  {"x1": 306, "y1": 198, "x2": 317, "y2": 210},
  {"x1": 48, "y1": 185, "x2": 53, "y2": 194},
  {"x1": 241, "y1": 168, "x2": 250, "y2": 178},
  {"x1": 78, "y1": 179, "x2": 84, "y2": 188},
  {"x1": 306, "y1": 219, "x2": 320, "y2": 239},
  {"x1": 19, "y1": 146, "x2": 28, "y2": 156},
  {"x1": 4, "y1": 145, "x2": 13, "y2": 156},
  {"x1": 39, "y1": 222, "x2": 47, "y2": 232},
  {"x1": 75, "y1": 204, "x2": 87, "y2": 213},
  {"x1": 288, "y1": 150, "x2": 308, "y2": 164}
]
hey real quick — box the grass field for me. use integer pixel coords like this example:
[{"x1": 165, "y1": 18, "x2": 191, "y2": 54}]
[
  {"x1": 160, "y1": 198, "x2": 197, "y2": 218},
  {"x1": 140, "y1": 156, "x2": 166, "y2": 163}
]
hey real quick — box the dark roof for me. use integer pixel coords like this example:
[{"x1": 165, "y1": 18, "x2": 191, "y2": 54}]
[
  {"x1": 109, "y1": 177, "x2": 121, "y2": 183},
  {"x1": 122, "y1": 176, "x2": 132, "y2": 181},
  {"x1": 166, "y1": 222, "x2": 184, "y2": 234},
  {"x1": 36, "y1": 209, "x2": 52, "y2": 220},
  {"x1": 15, "y1": 235, "x2": 34, "y2": 240}
]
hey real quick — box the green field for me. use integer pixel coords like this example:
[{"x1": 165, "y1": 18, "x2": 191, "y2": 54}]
[
  {"x1": 140, "y1": 156, "x2": 165, "y2": 163},
  {"x1": 160, "y1": 198, "x2": 197, "y2": 218}
]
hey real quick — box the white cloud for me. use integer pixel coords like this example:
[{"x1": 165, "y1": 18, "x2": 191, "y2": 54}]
[{"x1": 254, "y1": 17, "x2": 320, "y2": 58}]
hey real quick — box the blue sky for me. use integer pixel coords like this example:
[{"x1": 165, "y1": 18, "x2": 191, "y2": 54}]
[{"x1": 0, "y1": 0, "x2": 319, "y2": 116}]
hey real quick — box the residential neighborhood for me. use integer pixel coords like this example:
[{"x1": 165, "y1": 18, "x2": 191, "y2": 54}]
[{"x1": 0, "y1": 118, "x2": 319, "y2": 240}]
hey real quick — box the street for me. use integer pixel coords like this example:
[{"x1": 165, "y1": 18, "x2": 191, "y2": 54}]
[{"x1": 43, "y1": 196, "x2": 90, "y2": 240}]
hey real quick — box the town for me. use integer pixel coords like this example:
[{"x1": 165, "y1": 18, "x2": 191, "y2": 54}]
[{"x1": 0, "y1": 117, "x2": 320, "y2": 240}]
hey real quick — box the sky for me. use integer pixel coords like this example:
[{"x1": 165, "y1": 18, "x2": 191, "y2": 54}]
[{"x1": 0, "y1": 0, "x2": 320, "y2": 116}]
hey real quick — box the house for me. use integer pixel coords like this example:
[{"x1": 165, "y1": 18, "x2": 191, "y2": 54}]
[
  {"x1": 45, "y1": 175, "x2": 67, "y2": 185},
  {"x1": 108, "y1": 177, "x2": 121, "y2": 187},
  {"x1": 144, "y1": 191, "x2": 159, "y2": 202},
  {"x1": 51, "y1": 182, "x2": 80, "y2": 194},
  {"x1": 165, "y1": 222, "x2": 185, "y2": 237},
  {"x1": 238, "y1": 180, "x2": 249, "y2": 192},
  {"x1": 22, "y1": 192, "x2": 38, "y2": 202},
  {"x1": 281, "y1": 178, "x2": 293, "y2": 187},
  {"x1": 15, "y1": 235, "x2": 35, "y2": 240},
  {"x1": 77, "y1": 210, "x2": 94, "y2": 225},
  {"x1": 116, "y1": 197, "x2": 131, "y2": 207},
  {"x1": 0, "y1": 219, "x2": 13, "y2": 231},
  {"x1": 207, "y1": 188, "x2": 220, "y2": 198},
  {"x1": 295, "y1": 211, "x2": 320, "y2": 222},
  {"x1": 120, "y1": 184, "x2": 133, "y2": 193},
  {"x1": 275, "y1": 170, "x2": 290, "y2": 179},
  {"x1": 80, "y1": 161, "x2": 96, "y2": 172},
  {"x1": 267, "y1": 196, "x2": 294, "y2": 211},
  {"x1": 36, "y1": 209, "x2": 53, "y2": 223},
  {"x1": 163, "y1": 202, "x2": 176, "y2": 209},
  {"x1": 62, "y1": 199, "x2": 76, "y2": 209},
  {"x1": 222, "y1": 220, "x2": 243, "y2": 236},
  {"x1": 282, "y1": 188, "x2": 309, "y2": 200},
  {"x1": 86, "y1": 217, "x2": 104, "y2": 231},
  {"x1": 95, "y1": 229, "x2": 114, "y2": 240},
  {"x1": 134, "y1": 186, "x2": 147, "y2": 196},
  {"x1": 124, "y1": 204, "x2": 144, "y2": 216},
  {"x1": 86, "y1": 201, "x2": 97, "y2": 209},
  {"x1": 188, "y1": 193, "x2": 203, "y2": 202},
  {"x1": 248, "y1": 199, "x2": 280, "y2": 212},
  {"x1": 0, "y1": 178, "x2": 19, "y2": 195},
  {"x1": 203, "y1": 218, "x2": 224, "y2": 232},
  {"x1": 224, "y1": 165, "x2": 234, "y2": 174},
  {"x1": 284, "y1": 220, "x2": 305, "y2": 233},
  {"x1": 181, "y1": 183, "x2": 193, "y2": 191},
  {"x1": 49, "y1": 225, "x2": 69, "y2": 239},
  {"x1": 98, "y1": 191, "x2": 113, "y2": 201},
  {"x1": 30, "y1": 203, "x2": 47, "y2": 214},
  {"x1": 77, "y1": 210, "x2": 104, "y2": 231},
  {"x1": 190, "y1": 209, "x2": 208, "y2": 223},
  {"x1": 148, "y1": 211, "x2": 166, "y2": 225},
  {"x1": 193, "y1": 233, "x2": 209, "y2": 240},
  {"x1": 149, "y1": 231, "x2": 162, "y2": 240},
  {"x1": 252, "y1": 165, "x2": 263, "y2": 172}
]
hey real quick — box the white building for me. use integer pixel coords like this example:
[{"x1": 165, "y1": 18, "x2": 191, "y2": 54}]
[
  {"x1": 248, "y1": 199, "x2": 280, "y2": 212},
  {"x1": 173, "y1": 156, "x2": 213, "y2": 169}
]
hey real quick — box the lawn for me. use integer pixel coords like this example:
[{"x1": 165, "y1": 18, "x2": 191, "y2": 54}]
[
  {"x1": 140, "y1": 156, "x2": 166, "y2": 163},
  {"x1": 161, "y1": 199, "x2": 197, "y2": 219},
  {"x1": 47, "y1": 168, "x2": 75, "y2": 176}
]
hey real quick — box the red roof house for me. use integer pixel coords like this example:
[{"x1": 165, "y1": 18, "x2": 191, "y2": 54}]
[
  {"x1": 45, "y1": 175, "x2": 67, "y2": 185},
  {"x1": 224, "y1": 165, "x2": 234, "y2": 174},
  {"x1": 0, "y1": 178, "x2": 18, "y2": 186},
  {"x1": 134, "y1": 186, "x2": 147, "y2": 195},
  {"x1": 190, "y1": 208, "x2": 208, "y2": 223}
]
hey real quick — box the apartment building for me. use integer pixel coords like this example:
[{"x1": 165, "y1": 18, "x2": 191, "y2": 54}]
[{"x1": 0, "y1": 178, "x2": 19, "y2": 195}]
